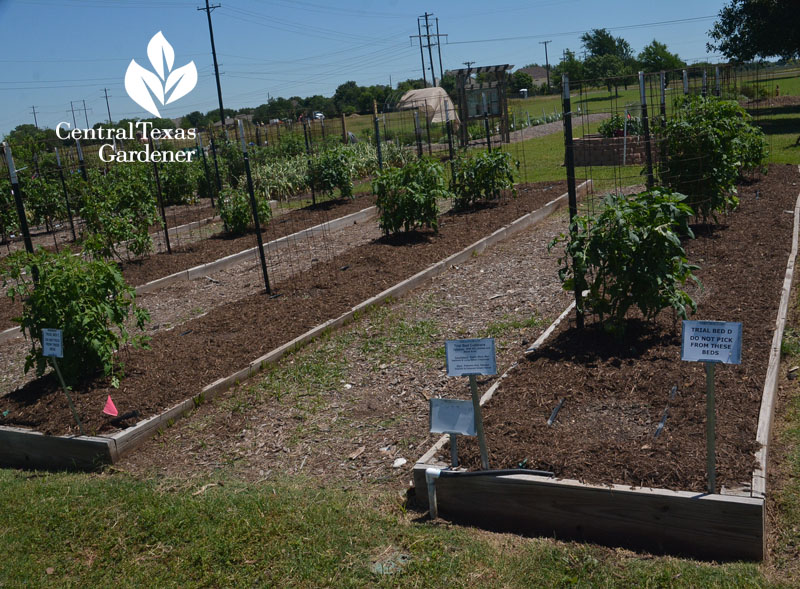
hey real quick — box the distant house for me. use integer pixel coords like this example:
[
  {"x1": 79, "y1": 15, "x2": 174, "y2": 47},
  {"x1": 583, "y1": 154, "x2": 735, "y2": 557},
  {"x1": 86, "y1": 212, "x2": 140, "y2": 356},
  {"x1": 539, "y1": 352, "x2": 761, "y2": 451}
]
[{"x1": 517, "y1": 65, "x2": 549, "y2": 86}]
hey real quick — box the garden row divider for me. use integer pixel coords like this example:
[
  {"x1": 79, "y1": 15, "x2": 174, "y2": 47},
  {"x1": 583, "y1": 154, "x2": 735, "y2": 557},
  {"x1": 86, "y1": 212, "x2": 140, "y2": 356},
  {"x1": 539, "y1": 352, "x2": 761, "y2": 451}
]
[
  {"x1": 752, "y1": 172, "x2": 800, "y2": 498},
  {"x1": 0, "y1": 204, "x2": 380, "y2": 344},
  {"x1": 411, "y1": 182, "x2": 800, "y2": 562},
  {"x1": 0, "y1": 180, "x2": 590, "y2": 470}
]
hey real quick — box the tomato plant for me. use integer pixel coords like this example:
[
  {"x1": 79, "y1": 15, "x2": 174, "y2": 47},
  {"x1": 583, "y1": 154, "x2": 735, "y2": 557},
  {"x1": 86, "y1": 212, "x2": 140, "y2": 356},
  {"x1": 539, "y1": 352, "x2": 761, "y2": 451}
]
[
  {"x1": 552, "y1": 188, "x2": 699, "y2": 334},
  {"x1": 373, "y1": 157, "x2": 448, "y2": 234},
  {"x1": 1, "y1": 248, "x2": 150, "y2": 386}
]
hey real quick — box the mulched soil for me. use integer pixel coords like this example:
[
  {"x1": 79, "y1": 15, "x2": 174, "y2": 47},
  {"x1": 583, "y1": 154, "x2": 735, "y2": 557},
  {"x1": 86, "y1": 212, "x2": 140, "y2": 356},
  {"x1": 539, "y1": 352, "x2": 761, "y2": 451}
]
[
  {"x1": 0, "y1": 195, "x2": 377, "y2": 331},
  {"x1": 0, "y1": 181, "x2": 566, "y2": 436},
  {"x1": 457, "y1": 164, "x2": 800, "y2": 493}
]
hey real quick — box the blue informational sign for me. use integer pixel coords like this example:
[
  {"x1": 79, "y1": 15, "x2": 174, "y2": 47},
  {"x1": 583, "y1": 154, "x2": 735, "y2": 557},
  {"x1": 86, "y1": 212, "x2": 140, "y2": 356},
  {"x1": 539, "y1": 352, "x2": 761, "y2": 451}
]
[
  {"x1": 681, "y1": 320, "x2": 742, "y2": 365},
  {"x1": 41, "y1": 328, "x2": 63, "y2": 358},
  {"x1": 429, "y1": 398, "x2": 476, "y2": 436},
  {"x1": 445, "y1": 338, "x2": 497, "y2": 376}
]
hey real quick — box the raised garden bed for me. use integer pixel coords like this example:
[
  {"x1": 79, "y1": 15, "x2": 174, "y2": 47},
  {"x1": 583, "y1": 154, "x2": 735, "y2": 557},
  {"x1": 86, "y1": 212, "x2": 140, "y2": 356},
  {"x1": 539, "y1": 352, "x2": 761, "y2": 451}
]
[
  {"x1": 572, "y1": 133, "x2": 660, "y2": 167},
  {"x1": 0, "y1": 194, "x2": 377, "y2": 332},
  {"x1": 0, "y1": 180, "x2": 588, "y2": 470},
  {"x1": 413, "y1": 164, "x2": 800, "y2": 561}
]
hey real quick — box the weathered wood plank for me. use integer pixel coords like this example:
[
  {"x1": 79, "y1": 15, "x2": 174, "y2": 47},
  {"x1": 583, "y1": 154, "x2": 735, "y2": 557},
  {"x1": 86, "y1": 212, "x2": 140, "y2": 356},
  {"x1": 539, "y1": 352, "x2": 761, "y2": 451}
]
[
  {"x1": 434, "y1": 473, "x2": 764, "y2": 561},
  {"x1": 752, "y1": 187, "x2": 800, "y2": 500},
  {"x1": 0, "y1": 426, "x2": 115, "y2": 470}
]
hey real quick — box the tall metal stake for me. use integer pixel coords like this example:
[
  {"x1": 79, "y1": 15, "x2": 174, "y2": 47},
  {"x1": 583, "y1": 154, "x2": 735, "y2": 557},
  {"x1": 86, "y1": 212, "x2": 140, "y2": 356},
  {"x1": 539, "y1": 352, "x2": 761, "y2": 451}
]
[
  {"x1": 639, "y1": 71, "x2": 655, "y2": 189},
  {"x1": 469, "y1": 374, "x2": 489, "y2": 470},
  {"x1": 373, "y1": 100, "x2": 383, "y2": 171},
  {"x1": 197, "y1": 133, "x2": 215, "y2": 207},
  {"x1": 705, "y1": 362, "x2": 716, "y2": 494},
  {"x1": 239, "y1": 120, "x2": 271, "y2": 294},
  {"x1": 2, "y1": 142, "x2": 35, "y2": 255},
  {"x1": 151, "y1": 161, "x2": 171, "y2": 254},
  {"x1": 561, "y1": 75, "x2": 583, "y2": 329},
  {"x1": 54, "y1": 148, "x2": 77, "y2": 240}
]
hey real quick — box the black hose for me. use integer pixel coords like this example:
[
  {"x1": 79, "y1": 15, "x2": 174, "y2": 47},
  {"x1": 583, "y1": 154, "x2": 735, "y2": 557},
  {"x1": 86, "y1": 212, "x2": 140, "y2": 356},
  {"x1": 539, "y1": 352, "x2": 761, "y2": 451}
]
[{"x1": 438, "y1": 468, "x2": 554, "y2": 478}]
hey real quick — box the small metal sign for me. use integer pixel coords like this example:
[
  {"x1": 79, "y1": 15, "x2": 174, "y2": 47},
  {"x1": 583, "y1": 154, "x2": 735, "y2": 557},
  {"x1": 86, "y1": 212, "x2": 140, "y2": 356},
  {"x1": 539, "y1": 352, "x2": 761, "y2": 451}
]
[
  {"x1": 429, "y1": 398, "x2": 476, "y2": 436},
  {"x1": 445, "y1": 338, "x2": 497, "y2": 376},
  {"x1": 42, "y1": 328, "x2": 63, "y2": 358},
  {"x1": 681, "y1": 320, "x2": 742, "y2": 365}
]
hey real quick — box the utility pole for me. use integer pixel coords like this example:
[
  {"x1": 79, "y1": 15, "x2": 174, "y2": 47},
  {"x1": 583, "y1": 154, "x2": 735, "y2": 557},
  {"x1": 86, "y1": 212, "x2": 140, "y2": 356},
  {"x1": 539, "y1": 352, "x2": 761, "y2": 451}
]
[
  {"x1": 410, "y1": 14, "x2": 447, "y2": 87},
  {"x1": 435, "y1": 18, "x2": 446, "y2": 85},
  {"x1": 413, "y1": 19, "x2": 427, "y2": 86},
  {"x1": 31, "y1": 106, "x2": 39, "y2": 129},
  {"x1": 422, "y1": 12, "x2": 436, "y2": 86},
  {"x1": 69, "y1": 101, "x2": 78, "y2": 128},
  {"x1": 82, "y1": 99, "x2": 90, "y2": 128},
  {"x1": 463, "y1": 61, "x2": 475, "y2": 69},
  {"x1": 539, "y1": 40, "x2": 552, "y2": 90},
  {"x1": 198, "y1": 0, "x2": 226, "y2": 133},
  {"x1": 103, "y1": 88, "x2": 114, "y2": 125}
]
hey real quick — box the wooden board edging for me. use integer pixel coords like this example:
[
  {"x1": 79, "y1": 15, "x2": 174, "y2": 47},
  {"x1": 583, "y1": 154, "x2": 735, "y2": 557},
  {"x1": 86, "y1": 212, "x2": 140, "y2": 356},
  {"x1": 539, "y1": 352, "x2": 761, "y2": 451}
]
[
  {"x1": 0, "y1": 426, "x2": 116, "y2": 470},
  {"x1": 418, "y1": 469, "x2": 764, "y2": 561},
  {"x1": 752, "y1": 185, "x2": 800, "y2": 499}
]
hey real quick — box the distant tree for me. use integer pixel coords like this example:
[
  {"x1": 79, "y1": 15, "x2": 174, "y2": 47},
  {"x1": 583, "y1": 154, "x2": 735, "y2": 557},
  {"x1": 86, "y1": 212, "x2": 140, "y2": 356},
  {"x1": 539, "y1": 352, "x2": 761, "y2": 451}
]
[
  {"x1": 552, "y1": 49, "x2": 585, "y2": 89},
  {"x1": 638, "y1": 40, "x2": 686, "y2": 74},
  {"x1": 182, "y1": 110, "x2": 209, "y2": 129},
  {"x1": 509, "y1": 70, "x2": 533, "y2": 94},
  {"x1": 708, "y1": 0, "x2": 800, "y2": 61},
  {"x1": 581, "y1": 28, "x2": 632, "y2": 60},
  {"x1": 396, "y1": 78, "x2": 426, "y2": 93},
  {"x1": 584, "y1": 54, "x2": 625, "y2": 93},
  {"x1": 333, "y1": 81, "x2": 362, "y2": 114},
  {"x1": 205, "y1": 108, "x2": 236, "y2": 124},
  {"x1": 439, "y1": 73, "x2": 456, "y2": 98}
]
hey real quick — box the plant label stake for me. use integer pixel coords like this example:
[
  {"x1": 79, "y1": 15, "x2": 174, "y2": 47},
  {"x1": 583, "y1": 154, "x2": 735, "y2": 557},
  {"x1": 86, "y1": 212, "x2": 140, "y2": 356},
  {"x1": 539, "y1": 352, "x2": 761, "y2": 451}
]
[
  {"x1": 429, "y1": 398, "x2": 476, "y2": 467},
  {"x1": 445, "y1": 338, "x2": 497, "y2": 470},
  {"x1": 681, "y1": 320, "x2": 742, "y2": 494},
  {"x1": 42, "y1": 328, "x2": 85, "y2": 436}
]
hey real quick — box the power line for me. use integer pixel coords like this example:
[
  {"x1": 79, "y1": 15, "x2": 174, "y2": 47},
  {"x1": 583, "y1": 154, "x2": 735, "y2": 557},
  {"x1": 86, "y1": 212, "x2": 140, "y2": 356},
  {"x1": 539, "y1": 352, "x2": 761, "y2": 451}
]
[{"x1": 446, "y1": 15, "x2": 717, "y2": 46}]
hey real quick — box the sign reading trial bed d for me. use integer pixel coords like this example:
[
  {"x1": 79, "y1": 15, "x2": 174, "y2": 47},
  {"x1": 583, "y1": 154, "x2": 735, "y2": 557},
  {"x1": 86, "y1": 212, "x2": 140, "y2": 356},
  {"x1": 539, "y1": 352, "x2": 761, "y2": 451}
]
[
  {"x1": 445, "y1": 338, "x2": 497, "y2": 376},
  {"x1": 681, "y1": 320, "x2": 742, "y2": 365}
]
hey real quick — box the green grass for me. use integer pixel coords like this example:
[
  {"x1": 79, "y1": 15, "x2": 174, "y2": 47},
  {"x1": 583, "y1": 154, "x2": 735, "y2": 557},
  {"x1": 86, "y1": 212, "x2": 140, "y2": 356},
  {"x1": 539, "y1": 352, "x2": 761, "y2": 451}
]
[
  {"x1": 356, "y1": 304, "x2": 443, "y2": 366},
  {"x1": 479, "y1": 313, "x2": 545, "y2": 339},
  {"x1": 0, "y1": 469, "x2": 773, "y2": 588}
]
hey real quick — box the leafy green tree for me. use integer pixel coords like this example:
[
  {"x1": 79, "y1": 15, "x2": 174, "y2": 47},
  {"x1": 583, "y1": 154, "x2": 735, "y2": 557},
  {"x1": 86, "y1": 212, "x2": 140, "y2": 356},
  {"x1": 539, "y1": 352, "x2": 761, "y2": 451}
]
[
  {"x1": 584, "y1": 54, "x2": 626, "y2": 93},
  {"x1": 552, "y1": 50, "x2": 584, "y2": 90},
  {"x1": 509, "y1": 70, "x2": 533, "y2": 94},
  {"x1": 638, "y1": 40, "x2": 686, "y2": 74},
  {"x1": 708, "y1": 0, "x2": 800, "y2": 61},
  {"x1": 581, "y1": 28, "x2": 631, "y2": 60},
  {"x1": 182, "y1": 110, "x2": 209, "y2": 129}
]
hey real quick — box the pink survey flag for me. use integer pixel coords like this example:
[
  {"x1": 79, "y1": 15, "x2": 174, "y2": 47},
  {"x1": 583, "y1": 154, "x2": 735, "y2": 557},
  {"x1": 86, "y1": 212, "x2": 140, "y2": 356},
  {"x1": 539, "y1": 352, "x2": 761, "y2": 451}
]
[{"x1": 102, "y1": 395, "x2": 118, "y2": 417}]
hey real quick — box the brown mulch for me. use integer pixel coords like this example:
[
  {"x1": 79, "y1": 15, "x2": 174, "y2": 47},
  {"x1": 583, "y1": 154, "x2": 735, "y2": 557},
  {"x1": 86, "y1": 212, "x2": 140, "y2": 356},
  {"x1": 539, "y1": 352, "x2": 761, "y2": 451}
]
[
  {"x1": 0, "y1": 195, "x2": 377, "y2": 331},
  {"x1": 457, "y1": 164, "x2": 800, "y2": 493},
  {"x1": 0, "y1": 181, "x2": 566, "y2": 436}
]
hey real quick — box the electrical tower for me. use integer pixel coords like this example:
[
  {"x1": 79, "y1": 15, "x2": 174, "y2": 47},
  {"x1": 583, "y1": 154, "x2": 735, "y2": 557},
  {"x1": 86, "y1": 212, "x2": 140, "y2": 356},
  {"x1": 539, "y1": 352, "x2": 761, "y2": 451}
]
[{"x1": 409, "y1": 13, "x2": 448, "y2": 86}]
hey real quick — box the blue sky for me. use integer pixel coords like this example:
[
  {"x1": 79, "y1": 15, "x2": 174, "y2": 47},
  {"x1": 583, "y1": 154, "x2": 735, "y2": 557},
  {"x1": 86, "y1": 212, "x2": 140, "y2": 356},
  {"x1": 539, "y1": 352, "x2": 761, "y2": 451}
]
[{"x1": 0, "y1": 0, "x2": 729, "y2": 136}]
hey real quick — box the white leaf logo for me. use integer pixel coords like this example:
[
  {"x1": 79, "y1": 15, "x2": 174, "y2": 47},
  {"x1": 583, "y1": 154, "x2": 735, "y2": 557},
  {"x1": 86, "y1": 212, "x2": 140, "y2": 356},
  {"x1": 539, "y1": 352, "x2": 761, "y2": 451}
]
[{"x1": 125, "y1": 31, "x2": 197, "y2": 118}]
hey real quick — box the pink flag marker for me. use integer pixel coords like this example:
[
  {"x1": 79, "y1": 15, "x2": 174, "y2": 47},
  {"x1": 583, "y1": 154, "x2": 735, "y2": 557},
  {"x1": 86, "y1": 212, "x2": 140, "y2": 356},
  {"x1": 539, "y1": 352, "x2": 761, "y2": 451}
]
[{"x1": 102, "y1": 395, "x2": 118, "y2": 417}]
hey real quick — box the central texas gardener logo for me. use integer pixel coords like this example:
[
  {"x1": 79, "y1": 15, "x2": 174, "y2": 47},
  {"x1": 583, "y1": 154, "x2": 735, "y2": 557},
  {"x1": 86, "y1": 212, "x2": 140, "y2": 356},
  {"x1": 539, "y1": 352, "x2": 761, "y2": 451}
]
[{"x1": 125, "y1": 31, "x2": 197, "y2": 118}]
